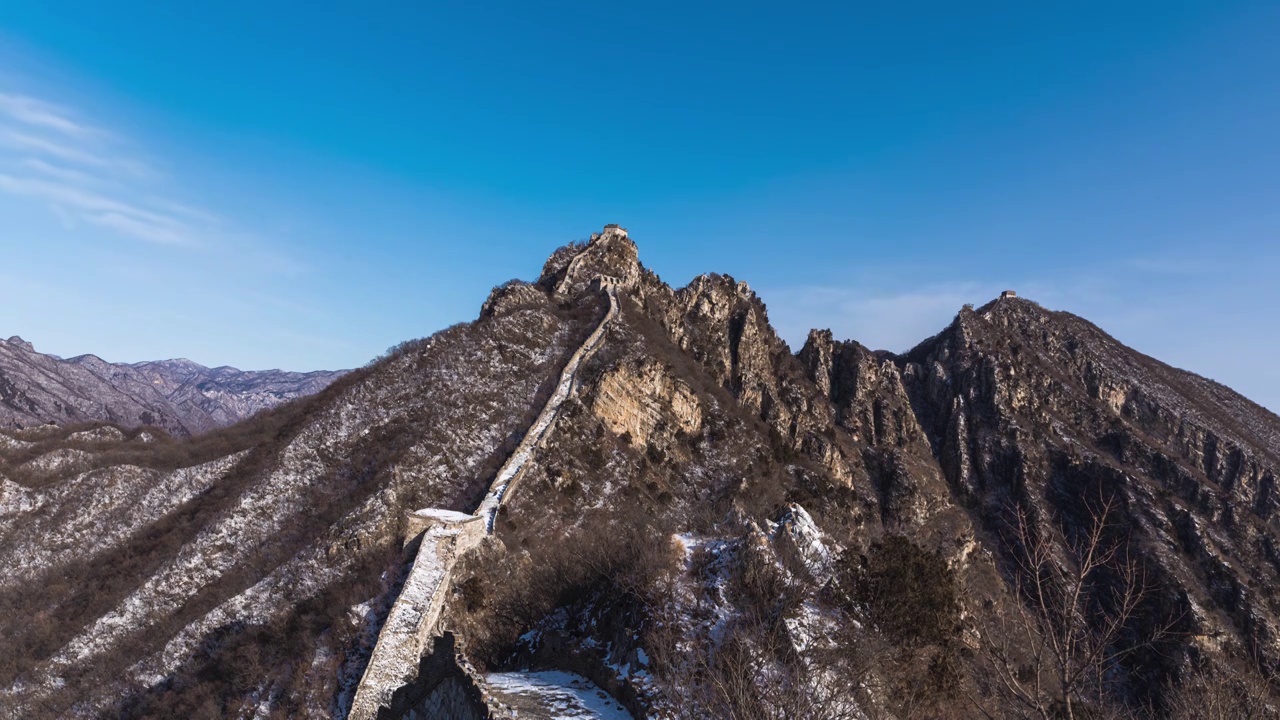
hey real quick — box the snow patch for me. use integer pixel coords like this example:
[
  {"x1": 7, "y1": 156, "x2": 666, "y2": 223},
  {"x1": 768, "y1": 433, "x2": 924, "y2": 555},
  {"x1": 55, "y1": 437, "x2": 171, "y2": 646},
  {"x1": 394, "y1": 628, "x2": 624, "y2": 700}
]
[
  {"x1": 408, "y1": 508, "x2": 476, "y2": 523},
  {"x1": 19, "y1": 448, "x2": 92, "y2": 475},
  {"x1": 772, "y1": 503, "x2": 833, "y2": 580},
  {"x1": 485, "y1": 671, "x2": 633, "y2": 719},
  {"x1": 0, "y1": 477, "x2": 42, "y2": 516}
]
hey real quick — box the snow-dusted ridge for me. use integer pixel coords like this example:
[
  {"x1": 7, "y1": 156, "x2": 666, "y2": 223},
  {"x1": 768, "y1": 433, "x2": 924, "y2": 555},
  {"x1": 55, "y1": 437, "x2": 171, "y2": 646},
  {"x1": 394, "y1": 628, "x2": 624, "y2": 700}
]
[{"x1": 484, "y1": 670, "x2": 633, "y2": 719}]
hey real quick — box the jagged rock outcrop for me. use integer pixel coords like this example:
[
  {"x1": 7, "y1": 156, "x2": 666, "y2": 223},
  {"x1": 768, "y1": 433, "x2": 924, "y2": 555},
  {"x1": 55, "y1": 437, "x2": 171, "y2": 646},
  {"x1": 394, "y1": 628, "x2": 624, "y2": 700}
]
[
  {"x1": 480, "y1": 282, "x2": 549, "y2": 320},
  {"x1": 0, "y1": 336, "x2": 345, "y2": 435},
  {"x1": 799, "y1": 329, "x2": 924, "y2": 449}
]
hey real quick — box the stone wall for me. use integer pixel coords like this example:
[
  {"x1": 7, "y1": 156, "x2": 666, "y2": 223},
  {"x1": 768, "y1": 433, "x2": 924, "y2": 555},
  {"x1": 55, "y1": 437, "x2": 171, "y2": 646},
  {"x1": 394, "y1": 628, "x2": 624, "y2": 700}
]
[
  {"x1": 404, "y1": 677, "x2": 481, "y2": 720},
  {"x1": 351, "y1": 265, "x2": 623, "y2": 719},
  {"x1": 377, "y1": 634, "x2": 492, "y2": 720},
  {"x1": 475, "y1": 281, "x2": 620, "y2": 531},
  {"x1": 348, "y1": 513, "x2": 486, "y2": 720}
]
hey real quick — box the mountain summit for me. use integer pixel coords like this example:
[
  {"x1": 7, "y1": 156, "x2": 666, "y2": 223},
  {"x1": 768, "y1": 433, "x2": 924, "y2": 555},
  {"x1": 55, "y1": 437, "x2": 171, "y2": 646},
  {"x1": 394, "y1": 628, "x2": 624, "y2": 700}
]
[{"x1": 2, "y1": 227, "x2": 1277, "y2": 719}]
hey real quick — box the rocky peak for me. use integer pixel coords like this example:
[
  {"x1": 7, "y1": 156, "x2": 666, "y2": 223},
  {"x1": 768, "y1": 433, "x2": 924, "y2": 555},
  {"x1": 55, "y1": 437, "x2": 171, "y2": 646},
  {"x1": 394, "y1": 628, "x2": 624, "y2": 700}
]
[
  {"x1": 5, "y1": 336, "x2": 35, "y2": 353},
  {"x1": 799, "y1": 329, "x2": 837, "y2": 397},
  {"x1": 538, "y1": 224, "x2": 643, "y2": 298},
  {"x1": 479, "y1": 280, "x2": 550, "y2": 319},
  {"x1": 799, "y1": 329, "x2": 923, "y2": 448},
  {"x1": 136, "y1": 358, "x2": 208, "y2": 375},
  {"x1": 676, "y1": 272, "x2": 759, "y2": 313}
]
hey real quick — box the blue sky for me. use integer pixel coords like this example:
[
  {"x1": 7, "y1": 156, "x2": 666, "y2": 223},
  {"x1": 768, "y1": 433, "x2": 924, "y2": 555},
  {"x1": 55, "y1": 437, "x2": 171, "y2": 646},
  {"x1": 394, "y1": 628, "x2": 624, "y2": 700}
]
[{"x1": 1, "y1": 2, "x2": 1278, "y2": 411}]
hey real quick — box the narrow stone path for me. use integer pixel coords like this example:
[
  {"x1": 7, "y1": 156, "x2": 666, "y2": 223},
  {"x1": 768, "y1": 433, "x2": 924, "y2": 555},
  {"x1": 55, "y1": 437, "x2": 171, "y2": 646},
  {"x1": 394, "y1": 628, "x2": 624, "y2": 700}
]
[
  {"x1": 347, "y1": 514, "x2": 485, "y2": 719},
  {"x1": 476, "y1": 279, "x2": 619, "y2": 531},
  {"x1": 348, "y1": 278, "x2": 621, "y2": 720}
]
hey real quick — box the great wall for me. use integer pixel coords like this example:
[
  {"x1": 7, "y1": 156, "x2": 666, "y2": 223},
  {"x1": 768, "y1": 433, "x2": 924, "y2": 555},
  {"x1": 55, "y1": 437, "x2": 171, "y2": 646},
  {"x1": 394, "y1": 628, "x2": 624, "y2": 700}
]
[{"x1": 347, "y1": 265, "x2": 623, "y2": 720}]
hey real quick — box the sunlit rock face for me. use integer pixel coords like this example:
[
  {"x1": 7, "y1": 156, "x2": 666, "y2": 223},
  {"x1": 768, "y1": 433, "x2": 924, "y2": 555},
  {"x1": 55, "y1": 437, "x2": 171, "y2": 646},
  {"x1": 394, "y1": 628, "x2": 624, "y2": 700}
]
[{"x1": 593, "y1": 359, "x2": 702, "y2": 449}]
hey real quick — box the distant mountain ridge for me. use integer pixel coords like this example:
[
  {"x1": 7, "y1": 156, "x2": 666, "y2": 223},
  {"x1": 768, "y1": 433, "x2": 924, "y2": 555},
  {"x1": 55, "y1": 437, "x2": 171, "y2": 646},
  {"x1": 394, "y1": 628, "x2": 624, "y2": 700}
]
[{"x1": 0, "y1": 335, "x2": 345, "y2": 435}]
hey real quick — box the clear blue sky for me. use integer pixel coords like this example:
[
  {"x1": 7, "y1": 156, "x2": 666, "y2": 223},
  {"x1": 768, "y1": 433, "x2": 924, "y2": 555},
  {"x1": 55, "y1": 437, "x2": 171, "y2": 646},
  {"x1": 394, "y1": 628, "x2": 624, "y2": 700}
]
[{"x1": 1, "y1": 2, "x2": 1278, "y2": 410}]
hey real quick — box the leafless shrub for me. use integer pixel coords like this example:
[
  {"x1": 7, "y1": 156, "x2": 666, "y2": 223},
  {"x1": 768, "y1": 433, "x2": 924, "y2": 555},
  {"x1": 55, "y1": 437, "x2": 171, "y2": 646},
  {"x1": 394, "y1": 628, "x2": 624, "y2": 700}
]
[
  {"x1": 1165, "y1": 658, "x2": 1280, "y2": 720},
  {"x1": 667, "y1": 614, "x2": 863, "y2": 720},
  {"x1": 972, "y1": 495, "x2": 1183, "y2": 720}
]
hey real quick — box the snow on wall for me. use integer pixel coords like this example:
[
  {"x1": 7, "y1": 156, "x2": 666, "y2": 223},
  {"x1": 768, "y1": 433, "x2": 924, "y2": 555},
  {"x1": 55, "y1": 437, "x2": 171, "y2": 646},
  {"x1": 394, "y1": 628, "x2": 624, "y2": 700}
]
[
  {"x1": 477, "y1": 282, "x2": 619, "y2": 531},
  {"x1": 348, "y1": 514, "x2": 486, "y2": 719},
  {"x1": 350, "y1": 278, "x2": 623, "y2": 719}
]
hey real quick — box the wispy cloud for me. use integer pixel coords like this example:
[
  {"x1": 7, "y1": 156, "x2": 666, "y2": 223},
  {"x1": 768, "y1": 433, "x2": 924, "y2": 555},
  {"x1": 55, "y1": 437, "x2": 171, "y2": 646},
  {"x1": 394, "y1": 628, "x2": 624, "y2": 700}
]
[
  {"x1": 0, "y1": 173, "x2": 194, "y2": 245},
  {"x1": 0, "y1": 88, "x2": 209, "y2": 246},
  {"x1": 86, "y1": 210, "x2": 190, "y2": 246},
  {"x1": 0, "y1": 92, "x2": 100, "y2": 138},
  {"x1": 21, "y1": 157, "x2": 97, "y2": 185},
  {"x1": 1, "y1": 131, "x2": 151, "y2": 175}
]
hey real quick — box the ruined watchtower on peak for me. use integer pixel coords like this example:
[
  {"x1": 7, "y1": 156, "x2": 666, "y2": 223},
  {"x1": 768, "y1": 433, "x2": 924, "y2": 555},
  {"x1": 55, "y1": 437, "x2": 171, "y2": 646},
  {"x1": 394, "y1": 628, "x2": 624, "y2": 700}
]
[
  {"x1": 1001, "y1": 290, "x2": 1017, "y2": 300},
  {"x1": 590, "y1": 224, "x2": 629, "y2": 242}
]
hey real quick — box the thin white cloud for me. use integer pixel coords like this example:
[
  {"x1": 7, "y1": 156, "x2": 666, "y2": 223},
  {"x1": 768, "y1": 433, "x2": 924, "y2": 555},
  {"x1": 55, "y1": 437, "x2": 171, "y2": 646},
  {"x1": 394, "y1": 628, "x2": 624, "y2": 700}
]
[
  {"x1": 0, "y1": 87, "x2": 217, "y2": 247},
  {"x1": 763, "y1": 282, "x2": 995, "y2": 352},
  {"x1": 0, "y1": 92, "x2": 99, "y2": 137},
  {"x1": 0, "y1": 172, "x2": 195, "y2": 246},
  {"x1": 0, "y1": 82, "x2": 314, "y2": 273},
  {"x1": 2, "y1": 130, "x2": 110, "y2": 166},
  {"x1": 21, "y1": 157, "x2": 97, "y2": 185},
  {"x1": 2, "y1": 130, "x2": 154, "y2": 178},
  {"x1": 141, "y1": 195, "x2": 222, "y2": 225},
  {"x1": 86, "y1": 211, "x2": 190, "y2": 246}
]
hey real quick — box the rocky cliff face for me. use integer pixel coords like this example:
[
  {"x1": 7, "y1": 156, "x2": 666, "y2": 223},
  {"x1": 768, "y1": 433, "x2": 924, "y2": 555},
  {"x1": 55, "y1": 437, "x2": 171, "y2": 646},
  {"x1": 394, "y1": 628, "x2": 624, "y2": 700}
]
[
  {"x1": 0, "y1": 337, "x2": 345, "y2": 435},
  {"x1": 3, "y1": 227, "x2": 1278, "y2": 719},
  {"x1": 896, "y1": 297, "x2": 1280, "y2": 697}
]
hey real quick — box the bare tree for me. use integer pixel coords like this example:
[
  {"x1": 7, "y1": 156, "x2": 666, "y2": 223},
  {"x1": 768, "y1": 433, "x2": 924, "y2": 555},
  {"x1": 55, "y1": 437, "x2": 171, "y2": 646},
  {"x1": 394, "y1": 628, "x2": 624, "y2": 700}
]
[
  {"x1": 1165, "y1": 660, "x2": 1279, "y2": 720},
  {"x1": 972, "y1": 494, "x2": 1178, "y2": 720}
]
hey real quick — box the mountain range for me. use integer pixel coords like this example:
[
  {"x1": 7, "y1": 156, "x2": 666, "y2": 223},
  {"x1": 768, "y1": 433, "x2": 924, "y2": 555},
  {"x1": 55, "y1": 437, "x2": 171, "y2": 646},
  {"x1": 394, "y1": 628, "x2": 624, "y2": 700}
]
[
  {"x1": 0, "y1": 336, "x2": 346, "y2": 436},
  {"x1": 2, "y1": 226, "x2": 1277, "y2": 719}
]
